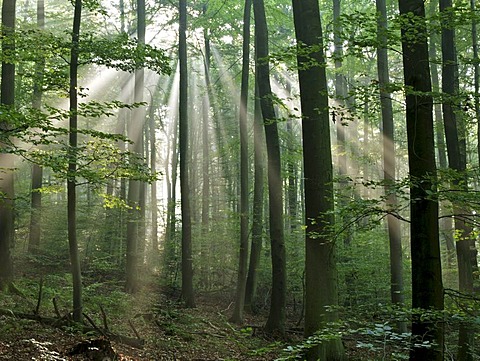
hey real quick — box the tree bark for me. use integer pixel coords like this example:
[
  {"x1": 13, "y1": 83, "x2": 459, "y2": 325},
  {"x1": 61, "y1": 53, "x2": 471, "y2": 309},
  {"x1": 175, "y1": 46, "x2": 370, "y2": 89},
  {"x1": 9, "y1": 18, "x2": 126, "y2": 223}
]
[
  {"x1": 28, "y1": 0, "x2": 45, "y2": 254},
  {"x1": 398, "y1": 0, "x2": 444, "y2": 359},
  {"x1": 439, "y1": 0, "x2": 477, "y2": 358},
  {"x1": 0, "y1": 0, "x2": 16, "y2": 291},
  {"x1": 253, "y1": 0, "x2": 286, "y2": 335},
  {"x1": 292, "y1": 1, "x2": 346, "y2": 359},
  {"x1": 245, "y1": 82, "x2": 265, "y2": 312},
  {"x1": 149, "y1": 94, "x2": 158, "y2": 258},
  {"x1": 376, "y1": 0, "x2": 406, "y2": 333},
  {"x1": 126, "y1": 0, "x2": 146, "y2": 294},
  {"x1": 231, "y1": 0, "x2": 252, "y2": 324},
  {"x1": 68, "y1": 0, "x2": 83, "y2": 323},
  {"x1": 179, "y1": 0, "x2": 195, "y2": 308},
  {"x1": 474, "y1": 0, "x2": 480, "y2": 169}
]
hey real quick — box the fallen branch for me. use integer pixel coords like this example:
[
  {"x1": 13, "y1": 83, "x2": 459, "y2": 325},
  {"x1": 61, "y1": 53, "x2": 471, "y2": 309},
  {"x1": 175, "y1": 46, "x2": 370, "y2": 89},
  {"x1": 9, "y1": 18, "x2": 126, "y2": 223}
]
[
  {"x1": 99, "y1": 305, "x2": 109, "y2": 331},
  {"x1": 0, "y1": 308, "x2": 144, "y2": 349}
]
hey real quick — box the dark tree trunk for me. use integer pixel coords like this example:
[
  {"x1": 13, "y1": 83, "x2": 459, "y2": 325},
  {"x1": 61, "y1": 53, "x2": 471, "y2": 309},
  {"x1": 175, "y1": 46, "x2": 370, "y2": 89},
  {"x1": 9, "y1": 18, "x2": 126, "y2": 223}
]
[
  {"x1": 440, "y1": 0, "x2": 477, "y2": 358},
  {"x1": 292, "y1": 0, "x2": 346, "y2": 359},
  {"x1": 253, "y1": 0, "x2": 286, "y2": 335},
  {"x1": 0, "y1": 0, "x2": 16, "y2": 291},
  {"x1": 199, "y1": 6, "x2": 211, "y2": 288},
  {"x1": 398, "y1": 0, "x2": 444, "y2": 359},
  {"x1": 376, "y1": 0, "x2": 406, "y2": 333},
  {"x1": 68, "y1": 0, "x2": 83, "y2": 323},
  {"x1": 231, "y1": 0, "x2": 252, "y2": 324},
  {"x1": 427, "y1": 5, "x2": 455, "y2": 266},
  {"x1": 201, "y1": 4, "x2": 210, "y2": 237},
  {"x1": 179, "y1": 0, "x2": 195, "y2": 308}
]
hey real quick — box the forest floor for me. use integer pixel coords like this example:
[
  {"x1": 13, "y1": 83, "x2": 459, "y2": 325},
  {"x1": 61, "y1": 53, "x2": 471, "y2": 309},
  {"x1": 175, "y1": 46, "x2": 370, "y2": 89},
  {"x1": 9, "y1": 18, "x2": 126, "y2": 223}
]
[
  {"x1": 0, "y1": 260, "x2": 382, "y2": 361},
  {"x1": 0, "y1": 268, "x2": 299, "y2": 361}
]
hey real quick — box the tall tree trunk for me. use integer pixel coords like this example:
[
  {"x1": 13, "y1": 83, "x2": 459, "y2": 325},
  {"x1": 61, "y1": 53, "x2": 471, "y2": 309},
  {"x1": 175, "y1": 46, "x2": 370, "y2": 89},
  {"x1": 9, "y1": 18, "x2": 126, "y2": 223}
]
[
  {"x1": 0, "y1": 0, "x2": 16, "y2": 291},
  {"x1": 474, "y1": 0, "x2": 480, "y2": 168},
  {"x1": 126, "y1": 0, "x2": 146, "y2": 294},
  {"x1": 201, "y1": 4, "x2": 210, "y2": 238},
  {"x1": 333, "y1": 0, "x2": 350, "y2": 241},
  {"x1": 428, "y1": 3, "x2": 455, "y2": 268},
  {"x1": 440, "y1": 0, "x2": 477, "y2": 358},
  {"x1": 28, "y1": 0, "x2": 45, "y2": 254},
  {"x1": 428, "y1": 6, "x2": 455, "y2": 266},
  {"x1": 244, "y1": 82, "x2": 265, "y2": 312},
  {"x1": 68, "y1": 0, "x2": 83, "y2": 323},
  {"x1": 253, "y1": 0, "x2": 286, "y2": 335},
  {"x1": 199, "y1": 7, "x2": 211, "y2": 288},
  {"x1": 285, "y1": 83, "x2": 297, "y2": 233},
  {"x1": 376, "y1": 0, "x2": 406, "y2": 333},
  {"x1": 165, "y1": 97, "x2": 179, "y2": 283},
  {"x1": 179, "y1": 0, "x2": 195, "y2": 308},
  {"x1": 292, "y1": 1, "x2": 346, "y2": 359},
  {"x1": 149, "y1": 94, "x2": 158, "y2": 258},
  {"x1": 398, "y1": 0, "x2": 444, "y2": 359},
  {"x1": 231, "y1": 0, "x2": 252, "y2": 324}
]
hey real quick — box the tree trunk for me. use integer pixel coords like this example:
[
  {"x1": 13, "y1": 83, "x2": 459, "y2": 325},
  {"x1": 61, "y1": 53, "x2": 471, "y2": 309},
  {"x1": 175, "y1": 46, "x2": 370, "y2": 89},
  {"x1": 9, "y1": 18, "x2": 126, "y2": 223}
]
[
  {"x1": 285, "y1": 101, "x2": 297, "y2": 233},
  {"x1": 231, "y1": 0, "x2": 252, "y2": 324},
  {"x1": 474, "y1": 0, "x2": 480, "y2": 169},
  {"x1": 28, "y1": 0, "x2": 45, "y2": 254},
  {"x1": 292, "y1": 1, "x2": 346, "y2": 359},
  {"x1": 126, "y1": 0, "x2": 146, "y2": 294},
  {"x1": 201, "y1": 4, "x2": 210, "y2": 238},
  {"x1": 440, "y1": 1, "x2": 477, "y2": 358},
  {"x1": 428, "y1": 6, "x2": 455, "y2": 266},
  {"x1": 68, "y1": 0, "x2": 83, "y2": 323},
  {"x1": 179, "y1": 0, "x2": 195, "y2": 308},
  {"x1": 253, "y1": 0, "x2": 286, "y2": 335},
  {"x1": 149, "y1": 94, "x2": 158, "y2": 258},
  {"x1": 398, "y1": 0, "x2": 444, "y2": 359},
  {"x1": 376, "y1": 0, "x2": 406, "y2": 333},
  {"x1": 244, "y1": 82, "x2": 265, "y2": 312},
  {"x1": 0, "y1": 0, "x2": 16, "y2": 291}
]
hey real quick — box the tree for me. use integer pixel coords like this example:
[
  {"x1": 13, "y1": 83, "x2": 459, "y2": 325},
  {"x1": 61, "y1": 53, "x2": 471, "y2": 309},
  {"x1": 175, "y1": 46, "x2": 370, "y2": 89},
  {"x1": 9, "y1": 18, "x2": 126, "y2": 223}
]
[
  {"x1": 376, "y1": 0, "x2": 406, "y2": 332},
  {"x1": 68, "y1": 0, "x2": 84, "y2": 323},
  {"x1": 439, "y1": 0, "x2": 477, "y2": 358},
  {"x1": 28, "y1": 0, "x2": 45, "y2": 254},
  {"x1": 474, "y1": 0, "x2": 480, "y2": 168},
  {"x1": 253, "y1": 0, "x2": 286, "y2": 335},
  {"x1": 179, "y1": 0, "x2": 195, "y2": 308},
  {"x1": 231, "y1": 0, "x2": 252, "y2": 324},
  {"x1": 125, "y1": 0, "x2": 146, "y2": 294},
  {"x1": 148, "y1": 92, "x2": 159, "y2": 259},
  {"x1": 201, "y1": 4, "x2": 210, "y2": 249},
  {"x1": 244, "y1": 81, "x2": 265, "y2": 312},
  {"x1": 292, "y1": 0, "x2": 346, "y2": 359},
  {"x1": 0, "y1": 0, "x2": 16, "y2": 291},
  {"x1": 398, "y1": 0, "x2": 444, "y2": 359}
]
